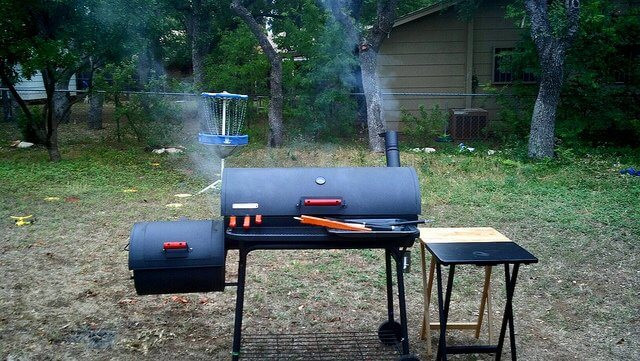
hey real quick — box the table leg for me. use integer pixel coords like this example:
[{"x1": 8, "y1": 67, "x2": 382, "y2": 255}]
[
  {"x1": 231, "y1": 250, "x2": 248, "y2": 361},
  {"x1": 487, "y1": 267, "x2": 493, "y2": 344},
  {"x1": 395, "y1": 249, "x2": 410, "y2": 355},
  {"x1": 495, "y1": 263, "x2": 520, "y2": 361},
  {"x1": 476, "y1": 265, "x2": 493, "y2": 340},
  {"x1": 421, "y1": 244, "x2": 436, "y2": 355},
  {"x1": 420, "y1": 243, "x2": 428, "y2": 340},
  {"x1": 435, "y1": 263, "x2": 455, "y2": 361}
]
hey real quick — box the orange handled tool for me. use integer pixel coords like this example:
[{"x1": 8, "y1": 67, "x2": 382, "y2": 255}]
[{"x1": 294, "y1": 215, "x2": 371, "y2": 232}]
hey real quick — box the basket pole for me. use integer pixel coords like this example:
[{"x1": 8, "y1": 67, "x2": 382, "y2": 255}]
[{"x1": 222, "y1": 98, "x2": 228, "y2": 136}]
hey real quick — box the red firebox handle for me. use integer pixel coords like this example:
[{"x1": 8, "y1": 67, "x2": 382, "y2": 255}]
[
  {"x1": 303, "y1": 198, "x2": 342, "y2": 206},
  {"x1": 163, "y1": 241, "x2": 188, "y2": 250}
]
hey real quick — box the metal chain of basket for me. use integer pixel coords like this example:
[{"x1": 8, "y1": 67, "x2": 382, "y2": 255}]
[
  {"x1": 197, "y1": 91, "x2": 249, "y2": 194},
  {"x1": 201, "y1": 92, "x2": 248, "y2": 138}
]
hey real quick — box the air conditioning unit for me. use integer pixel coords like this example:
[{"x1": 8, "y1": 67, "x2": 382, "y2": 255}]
[{"x1": 448, "y1": 108, "x2": 489, "y2": 140}]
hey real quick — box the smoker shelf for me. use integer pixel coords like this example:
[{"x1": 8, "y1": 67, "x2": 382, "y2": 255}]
[
  {"x1": 327, "y1": 226, "x2": 419, "y2": 239},
  {"x1": 226, "y1": 226, "x2": 329, "y2": 242},
  {"x1": 240, "y1": 332, "x2": 402, "y2": 360}
]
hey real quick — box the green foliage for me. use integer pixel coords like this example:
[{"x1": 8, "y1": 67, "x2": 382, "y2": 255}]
[
  {"x1": 203, "y1": 24, "x2": 270, "y2": 95},
  {"x1": 117, "y1": 95, "x2": 182, "y2": 147},
  {"x1": 280, "y1": 10, "x2": 359, "y2": 140},
  {"x1": 401, "y1": 104, "x2": 447, "y2": 146},
  {"x1": 95, "y1": 59, "x2": 182, "y2": 147},
  {"x1": 502, "y1": 0, "x2": 640, "y2": 146},
  {"x1": 16, "y1": 106, "x2": 43, "y2": 142}
]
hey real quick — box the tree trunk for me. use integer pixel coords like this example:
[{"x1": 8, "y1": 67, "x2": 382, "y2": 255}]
[
  {"x1": 359, "y1": 49, "x2": 385, "y2": 152},
  {"x1": 2, "y1": 89, "x2": 13, "y2": 122},
  {"x1": 0, "y1": 67, "x2": 45, "y2": 142},
  {"x1": 189, "y1": 0, "x2": 207, "y2": 89},
  {"x1": 88, "y1": 92, "x2": 104, "y2": 130},
  {"x1": 42, "y1": 68, "x2": 62, "y2": 161},
  {"x1": 268, "y1": 60, "x2": 284, "y2": 146},
  {"x1": 525, "y1": 0, "x2": 580, "y2": 158},
  {"x1": 53, "y1": 74, "x2": 73, "y2": 125},
  {"x1": 192, "y1": 38, "x2": 205, "y2": 89},
  {"x1": 528, "y1": 59, "x2": 563, "y2": 158},
  {"x1": 46, "y1": 127, "x2": 61, "y2": 161},
  {"x1": 326, "y1": 0, "x2": 397, "y2": 152},
  {"x1": 352, "y1": 66, "x2": 367, "y2": 127},
  {"x1": 231, "y1": 0, "x2": 284, "y2": 147}
]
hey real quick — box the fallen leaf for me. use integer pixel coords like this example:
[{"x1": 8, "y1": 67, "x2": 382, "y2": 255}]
[
  {"x1": 123, "y1": 189, "x2": 138, "y2": 193},
  {"x1": 65, "y1": 196, "x2": 80, "y2": 203},
  {"x1": 150, "y1": 163, "x2": 160, "y2": 167},
  {"x1": 44, "y1": 196, "x2": 60, "y2": 201},
  {"x1": 171, "y1": 295, "x2": 189, "y2": 304},
  {"x1": 118, "y1": 298, "x2": 138, "y2": 305}
]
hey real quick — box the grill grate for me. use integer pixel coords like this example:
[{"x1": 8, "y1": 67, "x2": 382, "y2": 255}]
[{"x1": 240, "y1": 332, "x2": 402, "y2": 360}]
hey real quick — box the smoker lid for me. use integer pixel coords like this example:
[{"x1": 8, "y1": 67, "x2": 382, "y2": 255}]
[
  {"x1": 128, "y1": 220, "x2": 224, "y2": 271},
  {"x1": 221, "y1": 167, "x2": 421, "y2": 217}
]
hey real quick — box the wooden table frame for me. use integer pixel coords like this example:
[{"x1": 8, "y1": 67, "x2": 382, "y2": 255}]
[{"x1": 418, "y1": 227, "x2": 512, "y2": 355}]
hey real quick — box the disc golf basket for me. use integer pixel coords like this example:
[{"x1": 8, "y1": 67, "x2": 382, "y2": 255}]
[{"x1": 197, "y1": 91, "x2": 249, "y2": 194}]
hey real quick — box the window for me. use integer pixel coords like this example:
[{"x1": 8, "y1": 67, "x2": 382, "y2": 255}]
[{"x1": 492, "y1": 48, "x2": 536, "y2": 84}]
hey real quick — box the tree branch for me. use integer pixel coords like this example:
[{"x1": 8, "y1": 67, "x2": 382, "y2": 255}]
[
  {"x1": 230, "y1": 0, "x2": 280, "y2": 62},
  {"x1": 0, "y1": 62, "x2": 33, "y2": 121},
  {"x1": 326, "y1": 0, "x2": 359, "y2": 50},
  {"x1": 367, "y1": 0, "x2": 398, "y2": 51},
  {"x1": 524, "y1": 0, "x2": 552, "y2": 49},
  {"x1": 563, "y1": 0, "x2": 580, "y2": 44}
]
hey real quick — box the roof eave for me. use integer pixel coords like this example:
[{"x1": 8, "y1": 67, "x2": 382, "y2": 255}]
[{"x1": 393, "y1": 0, "x2": 462, "y2": 28}]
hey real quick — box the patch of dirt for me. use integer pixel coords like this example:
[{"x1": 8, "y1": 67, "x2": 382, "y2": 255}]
[{"x1": 66, "y1": 327, "x2": 117, "y2": 349}]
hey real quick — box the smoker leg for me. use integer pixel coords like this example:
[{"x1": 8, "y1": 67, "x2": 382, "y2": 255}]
[
  {"x1": 378, "y1": 249, "x2": 403, "y2": 346},
  {"x1": 231, "y1": 250, "x2": 248, "y2": 361},
  {"x1": 385, "y1": 249, "x2": 395, "y2": 322},
  {"x1": 394, "y1": 249, "x2": 411, "y2": 355}
]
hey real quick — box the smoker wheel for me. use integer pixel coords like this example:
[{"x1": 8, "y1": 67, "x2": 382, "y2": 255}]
[{"x1": 377, "y1": 320, "x2": 402, "y2": 346}]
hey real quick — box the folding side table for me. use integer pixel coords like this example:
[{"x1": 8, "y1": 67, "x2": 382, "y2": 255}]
[
  {"x1": 423, "y1": 230, "x2": 538, "y2": 361},
  {"x1": 419, "y1": 227, "x2": 512, "y2": 355}
]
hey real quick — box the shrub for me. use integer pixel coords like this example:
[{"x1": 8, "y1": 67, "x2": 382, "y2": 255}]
[{"x1": 401, "y1": 104, "x2": 448, "y2": 146}]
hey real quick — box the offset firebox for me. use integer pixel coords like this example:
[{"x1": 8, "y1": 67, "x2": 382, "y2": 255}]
[{"x1": 128, "y1": 131, "x2": 423, "y2": 361}]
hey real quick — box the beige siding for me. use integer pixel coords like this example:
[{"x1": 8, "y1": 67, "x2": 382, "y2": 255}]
[
  {"x1": 378, "y1": 0, "x2": 525, "y2": 130},
  {"x1": 471, "y1": 0, "x2": 523, "y2": 119},
  {"x1": 378, "y1": 6, "x2": 467, "y2": 130}
]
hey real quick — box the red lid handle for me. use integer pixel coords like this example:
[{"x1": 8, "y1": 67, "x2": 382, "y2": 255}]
[
  {"x1": 163, "y1": 241, "x2": 188, "y2": 250},
  {"x1": 304, "y1": 198, "x2": 342, "y2": 206}
]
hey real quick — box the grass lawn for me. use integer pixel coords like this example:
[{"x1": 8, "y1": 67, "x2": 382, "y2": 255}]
[{"x1": 1, "y1": 105, "x2": 639, "y2": 360}]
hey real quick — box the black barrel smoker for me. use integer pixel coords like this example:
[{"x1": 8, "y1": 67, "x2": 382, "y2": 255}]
[{"x1": 128, "y1": 132, "x2": 422, "y2": 361}]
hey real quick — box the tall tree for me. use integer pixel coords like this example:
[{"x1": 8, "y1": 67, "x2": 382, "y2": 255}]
[
  {"x1": 230, "y1": 0, "x2": 284, "y2": 147},
  {"x1": 326, "y1": 0, "x2": 398, "y2": 152},
  {"x1": 0, "y1": 0, "x2": 133, "y2": 160},
  {"x1": 167, "y1": 0, "x2": 217, "y2": 89},
  {"x1": 525, "y1": 0, "x2": 580, "y2": 158}
]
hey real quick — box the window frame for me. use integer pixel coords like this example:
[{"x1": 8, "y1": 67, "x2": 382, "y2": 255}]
[{"x1": 491, "y1": 47, "x2": 537, "y2": 85}]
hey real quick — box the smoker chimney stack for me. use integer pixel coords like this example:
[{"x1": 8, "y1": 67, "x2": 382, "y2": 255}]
[{"x1": 380, "y1": 131, "x2": 401, "y2": 167}]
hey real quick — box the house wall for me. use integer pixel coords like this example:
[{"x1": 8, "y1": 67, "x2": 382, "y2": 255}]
[
  {"x1": 471, "y1": 0, "x2": 524, "y2": 120},
  {"x1": 377, "y1": 0, "x2": 522, "y2": 130},
  {"x1": 378, "y1": 6, "x2": 466, "y2": 130},
  {"x1": 14, "y1": 68, "x2": 77, "y2": 101}
]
